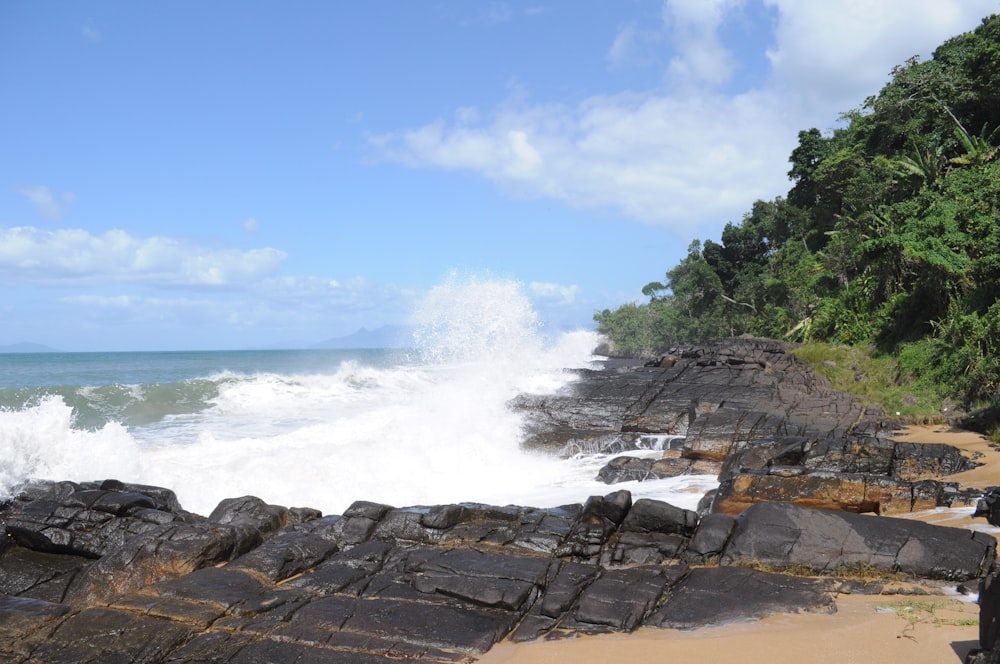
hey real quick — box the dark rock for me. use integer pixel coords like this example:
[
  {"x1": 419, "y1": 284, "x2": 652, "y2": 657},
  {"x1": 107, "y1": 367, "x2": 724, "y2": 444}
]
[
  {"x1": 28, "y1": 607, "x2": 195, "y2": 664},
  {"x1": 224, "y1": 526, "x2": 340, "y2": 582},
  {"x1": 0, "y1": 595, "x2": 72, "y2": 661},
  {"x1": 686, "y1": 512, "x2": 736, "y2": 560},
  {"x1": 567, "y1": 565, "x2": 684, "y2": 632},
  {"x1": 596, "y1": 455, "x2": 700, "y2": 483},
  {"x1": 555, "y1": 492, "x2": 631, "y2": 561},
  {"x1": 2, "y1": 478, "x2": 997, "y2": 661},
  {"x1": 343, "y1": 596, "x2": 521, "y2": 654},
  {"x1": 64, "y1": 521, "x2": 251, "y2": 605},
  {"x1": 980, "y1": 569, "x2": 1000, "y2": 659},
  {"x1": 515, "y1": 338, "x2": 979, "y2": 520},
  {"x1": 647, "y1": 566, "x2": 836, "y2": 629},
  {"x1": 976, "y1": 487, "x2": 1000, "y2": 527},
  {"x1": 407, "y1": 547, "x2": 551, "y2": 610},
  {"x1": 0, "y1": 544, "x2": 92, "y2": 603},
  {"x1": 286, "y1": 540, "x2": 393, "y2": 596},
  {"x1": 721, "y1": 502, "x2": 996, "y2": 581},
  {"x1": 620, "y1": 498, "x2": 698, "y2": 535},
  {"x1": 891, "y1": 441, "x2": 980, "y2": 479},
  {"x1": 1, "y1": 480, "x2": 194, "y2": 560},
  {"x1": 288, "y1": 506, "x2": 323, "y2": 523},
  {"x1": 712, "y1": 470, "x2": 957, "y2": 516},
  {"x1": 335, "y1": 500, "x2": 393, "y2": 544}
]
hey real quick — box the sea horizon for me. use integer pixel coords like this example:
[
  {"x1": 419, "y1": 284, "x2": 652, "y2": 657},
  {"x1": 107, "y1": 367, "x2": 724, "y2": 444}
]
[{"x1": 0, "y1": 334, "x2": 718, "y2": 519}]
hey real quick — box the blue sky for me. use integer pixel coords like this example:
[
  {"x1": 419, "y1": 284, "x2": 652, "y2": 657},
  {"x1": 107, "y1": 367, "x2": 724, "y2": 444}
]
[{"x1": 2, "y1": 1, "x2": 998, "y2": 351}]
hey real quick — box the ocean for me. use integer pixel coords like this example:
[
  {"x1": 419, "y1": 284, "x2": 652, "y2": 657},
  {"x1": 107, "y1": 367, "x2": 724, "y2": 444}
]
[{"x1": 0, "y1": 283, "x2": 718, "y2": 517}]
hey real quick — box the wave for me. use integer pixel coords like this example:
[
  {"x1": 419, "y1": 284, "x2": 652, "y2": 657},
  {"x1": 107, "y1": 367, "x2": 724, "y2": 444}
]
[
  {"x1": 0, "y1": 276, "x2": 720, "y2": 516},
  {"x1": 0, "y1": 379, "x2": 227, "y2": 430}
]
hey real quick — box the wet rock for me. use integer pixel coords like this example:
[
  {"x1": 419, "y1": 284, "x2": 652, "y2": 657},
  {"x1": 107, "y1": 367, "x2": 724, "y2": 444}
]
[
  {"x1": 555, "y1": 492, "x2": 631, "y2": 562},
  {"x1": 2, "y1": 480, "x2": 191, "y2": 558},
  {"x1": 64, "y1": 521, "x2": 248, "y2": 605},
  {"x1": 596, "y1": 455, "x2": 703, "y2": 483},
  {"x1": 566, "y1": 565, "x2": 682, "y2": 632},
  {"x1": 975, "y1": 568, "x2": 1000, "y2": 664},
  {"x1": 712, "y1": 470, "x2": 957, "y2": 516},
  {"x1": 27, "y1": 606, "x2": 196, "y2": 664},
  {"x1": 976, "y1": 486, "x2": 1000, "y2": 527},
  {"x1": 0, "y1": 545, "x2": 92, "y2": 603},
  {"x1": 647, "y1": 566, "x2": 836, "y2": 629},
  {"x1": 514, "y1": 338, "x2": 979, "y2": 519},
  {"x1": 3, "y1": 482, "x2": 997, "y2": 662}
]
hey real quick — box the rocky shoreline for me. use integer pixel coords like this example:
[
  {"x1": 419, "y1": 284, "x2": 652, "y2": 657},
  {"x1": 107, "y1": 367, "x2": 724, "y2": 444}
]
[{"x1": 4, "y1": 337, "x2": 1000, "y2": 663}]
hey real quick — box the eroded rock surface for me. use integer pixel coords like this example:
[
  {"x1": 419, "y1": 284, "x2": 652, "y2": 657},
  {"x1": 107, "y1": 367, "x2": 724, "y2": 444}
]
[
  {"x1": 514, "y1": 338, "x2": 980, "y2": 516},
  {"x1": 2, "y1": 480, "x2": 995, "y2": 663}
]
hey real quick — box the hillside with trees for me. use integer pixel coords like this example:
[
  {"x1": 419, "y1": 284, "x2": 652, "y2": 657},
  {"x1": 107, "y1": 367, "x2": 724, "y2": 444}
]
[{"x1": 595, "y1": 14, "x2": 1000, "y2": 409}]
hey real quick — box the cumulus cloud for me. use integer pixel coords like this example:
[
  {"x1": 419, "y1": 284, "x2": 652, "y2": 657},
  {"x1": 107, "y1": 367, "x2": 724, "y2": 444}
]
[
  {"x1": 763, "y1": 0, "x2": 997, "y2": 119},
  {"x1": 662, "y1": 0, "x2": 741, "y2": 87},
  {"x1": 17, "y1": 185, "x2": 74, "y2": 221},
  {"x1": 371, "y1": 0, "x2": 997, "y2": 232},
  {"x1": 0, "y1": 226, "x2": 287, "y2": 287}
]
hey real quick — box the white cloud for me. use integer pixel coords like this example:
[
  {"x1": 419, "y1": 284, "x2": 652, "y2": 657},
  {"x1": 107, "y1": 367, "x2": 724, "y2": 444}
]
[
  {"x1": 371, "y1": 0, "x2": 997, "y2": 233},
  {"x1": 763, "y1": 0, "x2": 999, "y2": 119},
  {"x1": 662, "y1": 0, "x2": 741, "y2": 87},
  {"x1": 17, "y1": 185, "x2": 73, "y2": 221},
  {"x1": 373, "y1": 89, "x2": 789, "y2": 231},
  {"x1": 607, "y1": 23, "x2": 663, "y2": 69},
  {"x1": 530, "y1": 281, "x2": 579, "y2": 304},
  {"x1": 53, "y1": 274, "x2": 419, "y2": 343},
  {"x1": 242, "y1": 217, "x2": 259, "y2": 233},
  {"x1": 0, "y1": 226, "x2": 287, "y2": 287}
]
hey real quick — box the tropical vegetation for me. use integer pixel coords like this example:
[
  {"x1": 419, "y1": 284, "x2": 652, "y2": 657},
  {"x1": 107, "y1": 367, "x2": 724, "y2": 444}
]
[{"x1": 594, "y1": 15, "x2": 1000, "y2": 413}]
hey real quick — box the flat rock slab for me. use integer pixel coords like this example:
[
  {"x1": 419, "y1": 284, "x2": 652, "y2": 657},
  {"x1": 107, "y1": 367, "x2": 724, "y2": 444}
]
[
  {"x1": 1, "y1": 474, "x2": 997, "y2": 661},
  {"x1": 647, "y1": 566, "x2": 836, "y2": 629},
  {"x1": 721, "y1": 501, "x2": 996, "y2": 581}
]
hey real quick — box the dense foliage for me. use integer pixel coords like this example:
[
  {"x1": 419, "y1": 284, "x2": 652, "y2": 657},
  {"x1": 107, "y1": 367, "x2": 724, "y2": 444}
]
[{"x1": 595, "y1": 15, "x2": 1000, "y2": 406}]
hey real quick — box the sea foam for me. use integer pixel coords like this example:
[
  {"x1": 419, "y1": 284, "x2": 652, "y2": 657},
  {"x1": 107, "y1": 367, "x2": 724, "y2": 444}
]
[{"x1": 0, "y1": 276, "x2": 719, "y2": 516}]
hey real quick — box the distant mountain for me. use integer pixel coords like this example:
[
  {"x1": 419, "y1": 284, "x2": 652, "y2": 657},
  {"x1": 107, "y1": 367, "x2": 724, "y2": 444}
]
[
  {"x1": 312, "y1": 325, "x2": 415, "y2": 349},
  {"x1": 0, "y1": 341, "x2": 61, "y2": 353}
]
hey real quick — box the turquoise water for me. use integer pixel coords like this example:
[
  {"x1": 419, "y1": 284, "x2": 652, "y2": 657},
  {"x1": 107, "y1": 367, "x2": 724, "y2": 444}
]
[
  {"x1": 0, "y1": 280, "x2": 719, "y2": 516},
  {"x1": 0, "y1": 349, "x2": 414, "y2": 428}
]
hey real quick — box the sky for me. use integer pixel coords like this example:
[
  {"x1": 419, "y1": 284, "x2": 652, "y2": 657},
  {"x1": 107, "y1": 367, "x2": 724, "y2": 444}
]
[{"x1": 2, "y1": 1, "x2": 998, "y2": 351}]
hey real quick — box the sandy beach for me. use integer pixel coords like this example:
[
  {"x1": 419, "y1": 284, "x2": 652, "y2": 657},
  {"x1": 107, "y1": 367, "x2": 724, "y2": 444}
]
[{"x1": 479, "y1": 425, "x2": 999, "y2": 664}]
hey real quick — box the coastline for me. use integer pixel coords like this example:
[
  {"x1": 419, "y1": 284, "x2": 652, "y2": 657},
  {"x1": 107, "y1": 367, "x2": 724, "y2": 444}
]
[{"x1": 478, "y1": 424, "x2": 997, "y2": 664}]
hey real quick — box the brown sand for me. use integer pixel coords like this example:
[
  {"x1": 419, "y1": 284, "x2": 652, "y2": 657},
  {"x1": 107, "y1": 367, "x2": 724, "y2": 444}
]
[{"x1": 479, "y1": 425, "x2": 998, "y2": 664}]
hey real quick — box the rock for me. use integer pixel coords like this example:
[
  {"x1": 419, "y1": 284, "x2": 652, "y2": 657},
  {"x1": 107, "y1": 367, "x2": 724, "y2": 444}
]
[
  {"x1": 0, "y1": 545, "x2": 92, "y2": 603},
  {"x1": 596, "y1": 455, "x2": 719, "y2": 484},
  {"x1": 515, "y1": 338, "x2": 980, "y2": 519},
  {"x1": 566, "y1": 565, "x2": 681, "y2": 632},
  {"x1": 712, "y1": 470, "x2": 958, "y2": 516},
  {"x1": 2, "y1": 480, "x2": 191, "y2": 558},
  {"x1": 685, "y1": 513, "x2": 737, "y2": 560},
  {"x1": 224, "y1": 526, "x2": 340, "y2": 582},
  {"x1": 720, "y1": 502, "x2": 996, "y2": 581},
  {"x1": 976, "y1": 487, "x2": 1000, "y2": 527},
  {"x1": 976, "y1": 568, "x2": 1000, "y2": 663},
  {"x1": 602, "y1": 498, "x2": 699, "y2": 566},
  {"x1": 64, "y1": 521, "x2": 248, "y2": 605},
  {"x1": 647, "y1": 566, "x2": 836, "y2": 629},
  {"x1": 3, "y1": 482, "x2": 997, "y2": 661}
]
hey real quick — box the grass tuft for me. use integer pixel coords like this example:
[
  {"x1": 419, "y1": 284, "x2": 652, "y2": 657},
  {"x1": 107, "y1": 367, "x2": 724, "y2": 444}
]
[{"x1": 789, "y1": 342, "x2": 952, "y2": 423}]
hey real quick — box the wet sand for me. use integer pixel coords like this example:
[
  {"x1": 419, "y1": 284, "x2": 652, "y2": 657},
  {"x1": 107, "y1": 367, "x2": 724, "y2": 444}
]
[{"x1": 479, "y1": 425, "x2": 997, "y2": 664}]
